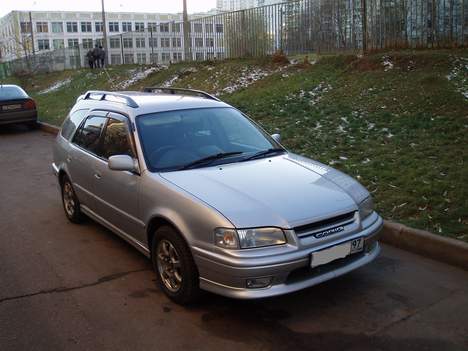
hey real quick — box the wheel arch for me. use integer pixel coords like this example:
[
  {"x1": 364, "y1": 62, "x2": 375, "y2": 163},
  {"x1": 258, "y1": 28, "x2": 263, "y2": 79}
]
[{"x1": 146, "y1": 215, "x2": 190, "y2": 255}]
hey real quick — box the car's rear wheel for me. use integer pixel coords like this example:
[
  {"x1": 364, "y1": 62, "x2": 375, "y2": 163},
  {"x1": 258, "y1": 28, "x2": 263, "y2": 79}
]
[
  {"x1": 151, "y1": 226, "x2": 201, "y2": 304},
  {"x1": 61, "y1": 175, "x2": 85, "y2": 223}
]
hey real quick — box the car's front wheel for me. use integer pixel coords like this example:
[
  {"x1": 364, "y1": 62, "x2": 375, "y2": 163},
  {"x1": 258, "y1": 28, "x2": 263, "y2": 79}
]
[
  {"x1": 151, "y1": 226, "x2": 201, "y2": 304},
  {"x1": 61, "y1": 175, "x2": 85, "y2": 223}
]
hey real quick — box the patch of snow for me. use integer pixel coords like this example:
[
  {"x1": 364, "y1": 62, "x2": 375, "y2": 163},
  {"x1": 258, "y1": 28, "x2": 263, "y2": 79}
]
[
  {"x1": 382, "y1": 55, "x2": 394, "y2": 71},
  {"x1": 216, "y1": 64, "x2": 290, "y2": 95},
  {"x1": 116, "y1": 65, "x2": 167, "y2": 90},
  {"x1": 447, "y1": 56, "x2": 468, "y2": 100},
  {"x1": 38, "y1": 78, "x2": 72, "y2": 94}
]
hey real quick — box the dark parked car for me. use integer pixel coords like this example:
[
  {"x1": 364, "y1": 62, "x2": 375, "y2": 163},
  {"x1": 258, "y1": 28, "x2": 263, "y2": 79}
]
[{"x1": 0, "y1": 84, "x2": 38, "y2": 128}]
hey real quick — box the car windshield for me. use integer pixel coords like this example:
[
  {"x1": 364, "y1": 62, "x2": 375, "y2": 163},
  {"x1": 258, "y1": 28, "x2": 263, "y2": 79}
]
[
  {"x1": 0, "y1": 86, "x2": 28, "y2": 101},
  {"x1": 136, "y1": 107, "x2": 282, "y2": 172}
]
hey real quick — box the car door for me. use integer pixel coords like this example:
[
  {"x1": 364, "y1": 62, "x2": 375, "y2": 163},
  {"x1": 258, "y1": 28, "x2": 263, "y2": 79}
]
[
  {"x1": 92, "y1": 112, "x2": 145, "y2": 243},
  {"x1": 68, "y1": 112, "x2": 108, "y2": 212}
]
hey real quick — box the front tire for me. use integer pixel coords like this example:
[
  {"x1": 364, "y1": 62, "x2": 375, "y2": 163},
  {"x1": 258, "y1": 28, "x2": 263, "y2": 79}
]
[
  {"x1": 61, "y1": 175, "x2": 85, "y2": 223},
  {"x1": 151, "y1": 226, "x2": 201, "y2": 304}
]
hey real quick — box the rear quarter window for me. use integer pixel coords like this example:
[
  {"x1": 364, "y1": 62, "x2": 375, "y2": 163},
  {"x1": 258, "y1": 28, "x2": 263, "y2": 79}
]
[{"x1": 61, "y1": 109, "x2": 89, "y2": 140}]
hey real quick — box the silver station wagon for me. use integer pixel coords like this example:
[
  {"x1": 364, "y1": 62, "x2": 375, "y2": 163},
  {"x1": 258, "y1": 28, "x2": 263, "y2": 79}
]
[{"x1": 53, "y1": 88, "x2": 383, "y2": 304}]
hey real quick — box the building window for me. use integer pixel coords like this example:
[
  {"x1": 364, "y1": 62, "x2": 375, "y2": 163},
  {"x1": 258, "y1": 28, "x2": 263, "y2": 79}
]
[
  {"x1": 135, "y1": 22, "x2": 144, "y2": 32},
  {"x1": 135, "y1": 37, "x2": 145, "y2": 48},
  {"x1": 206, "y1": 52, "x2": 214, "y2": 60},
  {"x1": 111, "y1": 54, "x2": 121, "y2": 64},
  {"x1": 123, "y1": 38, "x2": 133, "y2": 48},
  {"x1": 68, "y1": 39, "x2": 79, "y2": 48},
  {"x1": 216, "y1": 24, "x2": 223, "y2": 33},
  {"x1": 82, "y1": 38, "x2": 93, "y2": 49},
  {"x1": 195, "y1": 52, "x2": 204, "y2": 61},
  {"x1": 217, "y1": 52, "x2": 224, "y2": 59},
  {"x1": 95, "y1": 38, "x2": 103, "y2": 47},
  {"x1": 194, "y1": 38, "x2": 203, "y2": 47},
  {"x1": 124, "y1": 53, "x2": 134, "y2": 64},
  {"x1": 149, "y1": 38, "x2": 158, "y2": 48},
  {"x1": 136, "y1": 53, "x2": 146, "y2": 64},
  {"x1": 205, "y1": 23, "x2": 213, "y2": 33},
  {"x1": 172, "y1": 23, "x2": 181, "y2": 33},
  {"x1": 160, "y1": 38, "x2": 170, "y2": 48},
  {"x1": 205, "y1": 38, "x2": 214, "y2": 47},
  {"x1": 37, "y1": 39, "x2": 50, "y2": 50},
  {"x1": 150, "y1": 53, "x2": 158, "y2": 63},
  {"x1": 172, "y1": 52, "x2": 182, "y2": 61},
  {"x1": 36, "y1": 22, "x2": 49, "y2": 33},
  {"x1": 193, "y1": 23, "x2": 202, "y2": 33},
  {"x1": 53, "y1": 39, "x2": 64, "y2": 49},
  {"x1": 148, "y1": 22, "x2": 157, "y2": 32},
  {"x1": 66, "y1": 22, "x2": 78, "y2": 33},
  {"x1": 95, "y1": 22, "x2": 103, "y2": 32},
  {"x1": 172, "y1": 37, "x2": 181, "y2": 47},
  {"x1": 161, "y1": 52, "x2": 170, "y2": 62},
  {"x1": 81, "y1": 22, "x2": 92, "y2": 32},
  {"x1": 109, "y1": 22, "x2": 119, "y2": 32},
  {"x1": 52, "y1": 22, "x2": 63, "y2": 33},
  {"x1": 109, "y1": 38, "x2": 120, "y2": 48},
  {"x1": 159, "y1": 23, "x2": 169, "y2": 33},
  {"x1": 20, "y1": 22, "x2": 31, "y2": 33},
  {"x1": 122, "y1": 22, "x2": 132, "y2": 32}
]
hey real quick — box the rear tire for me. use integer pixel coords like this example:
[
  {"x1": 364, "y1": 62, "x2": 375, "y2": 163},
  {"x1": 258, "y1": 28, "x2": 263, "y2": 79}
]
[
  {"x1": 151, "y1": 226, "x2": 201, "y2": 305},
  {"x1": 61, "y1": 175, "x2": 85, "y2": 224}
]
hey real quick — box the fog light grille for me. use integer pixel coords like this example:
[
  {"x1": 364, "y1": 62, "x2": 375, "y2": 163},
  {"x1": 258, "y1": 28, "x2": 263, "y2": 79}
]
[{"x1": 246, "y1": 277, "x2": 272, "y2": 289}]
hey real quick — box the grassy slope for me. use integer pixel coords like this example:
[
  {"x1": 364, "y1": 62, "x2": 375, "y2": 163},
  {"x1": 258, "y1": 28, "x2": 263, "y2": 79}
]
[{"x1": 2, "y1": 50, "x2": 467, "y2": 240}]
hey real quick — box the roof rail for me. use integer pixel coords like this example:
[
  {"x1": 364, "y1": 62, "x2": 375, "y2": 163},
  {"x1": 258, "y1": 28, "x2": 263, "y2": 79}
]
[
  {"x1": 82, "y1": 90, "x2": 139, "y2": 108},
  {"x1": 143, "y1": 87, "x2": 221, "y2": 102}
]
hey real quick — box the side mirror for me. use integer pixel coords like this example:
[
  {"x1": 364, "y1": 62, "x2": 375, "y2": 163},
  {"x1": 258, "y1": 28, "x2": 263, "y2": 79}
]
[
  {"x1": 108, "y1": 155, "x2": 138, "y2": 173},
  {"x1": 271, "y1": 133, "x2": 281, "y2": 143}
]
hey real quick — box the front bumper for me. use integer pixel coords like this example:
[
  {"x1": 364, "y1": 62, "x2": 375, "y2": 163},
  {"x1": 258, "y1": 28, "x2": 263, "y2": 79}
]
[{"x1": 195, "y1": 213, "x2": 383, "y2": 299}]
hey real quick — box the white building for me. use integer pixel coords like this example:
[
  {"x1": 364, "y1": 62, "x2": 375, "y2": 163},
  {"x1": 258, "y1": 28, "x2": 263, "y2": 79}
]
[
  {"x1": 0, "y1": 10, "x2": 224, "y2": 64},
  {"x1": 216, "y1": 0, "x2": 283, "y2": 12}
]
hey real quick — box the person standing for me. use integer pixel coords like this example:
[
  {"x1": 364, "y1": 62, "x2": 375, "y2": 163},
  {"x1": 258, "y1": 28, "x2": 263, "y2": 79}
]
[
  {"x1": 99, "y1": 46, "x2": 106, "y2": 68},
  {"x1": 86, "y1": 49, "x2": 94, "y2": 69},
  {"x1": 93, "y1": 44, "x2": 101, "y2": 68}
]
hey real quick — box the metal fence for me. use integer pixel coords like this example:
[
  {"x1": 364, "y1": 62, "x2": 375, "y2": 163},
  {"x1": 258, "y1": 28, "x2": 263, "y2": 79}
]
[{"x1": 1, "y1": 0, "x2": 467, "y2": 77}]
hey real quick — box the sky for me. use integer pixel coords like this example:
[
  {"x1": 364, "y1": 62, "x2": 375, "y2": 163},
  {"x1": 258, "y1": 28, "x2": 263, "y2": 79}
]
[{"x1": 0, "y1": 0, "x2": 218, "y2": 17}]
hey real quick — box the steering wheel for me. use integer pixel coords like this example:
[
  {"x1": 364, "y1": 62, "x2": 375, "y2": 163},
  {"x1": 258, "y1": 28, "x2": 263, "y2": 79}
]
[{"x1": 149, "y1": 145, "x2": 177, "y2": 165}]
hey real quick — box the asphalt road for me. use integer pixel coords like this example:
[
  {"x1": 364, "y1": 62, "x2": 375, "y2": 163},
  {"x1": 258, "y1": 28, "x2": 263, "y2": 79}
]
[{"x1": 1, "y1": 126, "x2": 468, "y2": 351}]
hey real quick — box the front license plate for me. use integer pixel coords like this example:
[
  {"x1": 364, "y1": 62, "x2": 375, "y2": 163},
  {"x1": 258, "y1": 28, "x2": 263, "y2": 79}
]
[
  {"x1": 311, "y1": 238, "x2": 364, "y2": 268},
  {"x1": 2, "y1": 104, "x2": 22, "y2": 111}
]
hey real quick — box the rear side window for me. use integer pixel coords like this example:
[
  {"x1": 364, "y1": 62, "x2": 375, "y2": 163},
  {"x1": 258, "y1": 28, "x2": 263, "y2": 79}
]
[
  {"x1": 100, "y1": 118, "x2": 134, "y2": 159},
  {"x1": 72, "y1": 116, "x2": 107, "y2": 154},
  {"x1": 61, "y1": 109, "x2": 89, "y2": 139},
  {"x1": 0, "y1": 86, "x2": 28, "y2": 101}
]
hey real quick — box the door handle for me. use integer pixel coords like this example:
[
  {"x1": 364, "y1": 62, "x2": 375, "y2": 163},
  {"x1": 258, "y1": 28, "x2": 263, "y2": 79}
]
[
  {"x1": 94, "y1": 173, "x2": 102, "y2": 180},
  {"x1": 66, "y1": 156, "x2": 72, "y2": 163}
]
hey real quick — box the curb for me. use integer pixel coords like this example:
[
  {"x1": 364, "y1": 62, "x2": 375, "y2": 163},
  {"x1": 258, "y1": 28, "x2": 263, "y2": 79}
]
[
  {"x1": 38, "y1": 121, "x2": 60, "y2": 135},
  {"x1": 33, "y1": 122, "x2": 468, "y2": 271},
  {"x1": 381, "y1": 221, "x2": 468, "y2": 270}
]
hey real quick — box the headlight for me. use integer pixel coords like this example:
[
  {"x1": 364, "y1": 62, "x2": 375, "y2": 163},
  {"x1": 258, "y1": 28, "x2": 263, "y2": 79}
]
[
  {"x1": 359, "y1": 196, "x2": 374, "y2": 220},
  {"x1": 215, "y1": 227, "x2": 286, "y2": 249}
]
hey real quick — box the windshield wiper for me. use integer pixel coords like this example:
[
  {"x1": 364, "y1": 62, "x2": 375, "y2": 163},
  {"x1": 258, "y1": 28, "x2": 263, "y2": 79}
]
[
  {"x1": 242, "y1": 148, "x2": 286, "y2": 162},
  {"x1": 180, "y1": 151, "x2": 244, "y2": 170}
]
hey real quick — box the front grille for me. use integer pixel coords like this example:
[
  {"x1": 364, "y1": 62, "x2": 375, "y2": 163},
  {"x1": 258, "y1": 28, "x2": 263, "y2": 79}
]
[{"x1": 294, "y1": 211, "x2": 356, "y2": 239}]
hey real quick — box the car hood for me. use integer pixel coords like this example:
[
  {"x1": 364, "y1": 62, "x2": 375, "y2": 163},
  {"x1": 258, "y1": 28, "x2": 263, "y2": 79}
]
[{"x1": 160, "y1": 153, "x2": 364, "y2": 228}]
